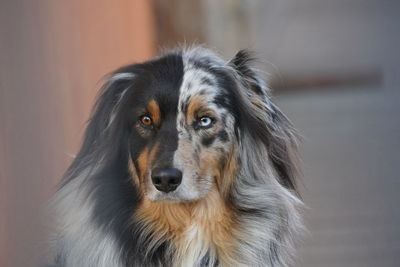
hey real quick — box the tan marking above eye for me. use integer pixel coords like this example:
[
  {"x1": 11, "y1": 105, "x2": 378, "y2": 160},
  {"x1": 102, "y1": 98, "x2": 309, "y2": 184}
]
[
  {"x1": 186, "y1": 96, "x2": 220, "y2": 127},
  {"x1": 186, "y1": 96, "x2": 207, "y2": 123},
  {"x1": 147, "y1": 99, "x2": 161, "y2": 125}
]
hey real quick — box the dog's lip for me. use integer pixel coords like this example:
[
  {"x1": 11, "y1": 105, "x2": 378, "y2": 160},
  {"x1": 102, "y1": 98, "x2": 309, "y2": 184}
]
[{"x1": 148, "y1": 191, "x2": 194, "y2": 203}]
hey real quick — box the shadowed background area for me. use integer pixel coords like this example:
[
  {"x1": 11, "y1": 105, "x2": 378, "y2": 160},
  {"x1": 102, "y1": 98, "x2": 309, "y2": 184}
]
[{"x1": 1, "y1": 0, "x2": 399, "y2": 266}]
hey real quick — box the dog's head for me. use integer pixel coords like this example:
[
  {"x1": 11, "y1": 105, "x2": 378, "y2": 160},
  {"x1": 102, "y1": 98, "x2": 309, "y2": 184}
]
[{"x1": 73, "y1": 47, "x2": 298, "y2": 203}]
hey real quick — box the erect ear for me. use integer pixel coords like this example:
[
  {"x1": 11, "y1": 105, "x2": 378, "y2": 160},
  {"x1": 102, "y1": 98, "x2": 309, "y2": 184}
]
[{"x1": 228, "y1": 50, "x2": 269, "y2": 97}]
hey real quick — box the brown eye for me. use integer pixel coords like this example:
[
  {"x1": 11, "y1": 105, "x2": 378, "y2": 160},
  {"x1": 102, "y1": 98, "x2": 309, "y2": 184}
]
[{"x1": 140, "y1": 115, "x2": 152, "y2": 126}]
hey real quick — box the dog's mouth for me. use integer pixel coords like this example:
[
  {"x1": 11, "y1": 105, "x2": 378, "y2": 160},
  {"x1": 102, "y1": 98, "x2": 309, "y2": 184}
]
[
  {"x1": 147, "y1": 191, "x2": 190, "y2": 202},
  {"x1": 145, "y1": 173, "x2": 212, "y2": 203},
  {"x1": 146, "y1": 188, "x2": 200, "y2": 203}
]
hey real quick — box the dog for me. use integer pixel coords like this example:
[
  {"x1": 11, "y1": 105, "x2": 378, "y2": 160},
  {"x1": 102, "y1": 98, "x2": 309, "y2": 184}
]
[{"x1": 49, "y1": 47, "x2": 302, "y2": 267}]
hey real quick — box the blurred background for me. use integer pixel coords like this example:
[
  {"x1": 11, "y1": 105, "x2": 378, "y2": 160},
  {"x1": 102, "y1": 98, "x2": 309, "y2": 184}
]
[{"x1": 1, "y1": 0, "x2": 399, "y2": 266}]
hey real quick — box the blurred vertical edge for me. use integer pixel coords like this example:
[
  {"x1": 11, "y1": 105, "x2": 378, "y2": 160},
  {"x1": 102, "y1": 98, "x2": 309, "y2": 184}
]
[{"x1": 0, "y1": 0, "x2": 156, "y2": 266}]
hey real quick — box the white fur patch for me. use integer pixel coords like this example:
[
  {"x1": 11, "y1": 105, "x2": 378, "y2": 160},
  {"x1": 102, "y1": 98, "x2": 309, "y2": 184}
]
[{"x1": 178, "y1": 224, "x2": 211, "y2": 266}]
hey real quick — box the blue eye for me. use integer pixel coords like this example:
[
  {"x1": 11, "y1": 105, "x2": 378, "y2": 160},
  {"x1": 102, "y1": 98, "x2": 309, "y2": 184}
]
[{"x1": 198, "y1": 116, "x2": 213, "y2": 128}]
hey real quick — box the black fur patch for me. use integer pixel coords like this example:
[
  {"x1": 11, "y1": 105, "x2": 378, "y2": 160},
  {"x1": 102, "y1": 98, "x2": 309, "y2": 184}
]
[
  {"x1": 202, "y1": 135, "x2": 216, "y2": 147},
  {"x1": 217, "y1": 130, "x2": 229, "y2": 142},
  {"x1": 66, "y1": 52, "x2": 185, "y2": 265}
]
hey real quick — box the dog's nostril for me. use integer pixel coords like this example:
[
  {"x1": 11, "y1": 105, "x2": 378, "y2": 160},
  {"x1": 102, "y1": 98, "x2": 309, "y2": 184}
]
[
  {"x1": 153, "y1": 177, "x2": 161, "y2": 186},
  {"x1": 151, "y1": 168, "x2": 182, "y2": 193},
  {"x1": 170, "y1": 178, "x2": 179, "y2": 185}
]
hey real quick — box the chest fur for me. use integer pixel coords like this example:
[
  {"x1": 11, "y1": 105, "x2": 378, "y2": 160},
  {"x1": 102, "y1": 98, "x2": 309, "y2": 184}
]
[
  {"x1": 175, "y1": 223, "x2": 215, "y2": 266},
  {"x1": 136, "y1": 191, "x2": 237, "y2": 266}
]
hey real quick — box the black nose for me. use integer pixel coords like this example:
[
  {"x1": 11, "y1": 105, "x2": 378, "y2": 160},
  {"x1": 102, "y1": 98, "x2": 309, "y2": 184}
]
[{"x1": 151, "y1": 168, "x2": 182, "y2": 193}]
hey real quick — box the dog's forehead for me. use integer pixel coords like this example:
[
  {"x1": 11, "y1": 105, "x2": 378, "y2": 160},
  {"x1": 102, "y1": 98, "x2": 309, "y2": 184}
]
[
  {"x1": 177, "y1": 52, "x2": 231, "y2": 115},
  {"x1": 180, "y1": 68, "x2": 218, "y2": 100},
  {"x1": 145, "y1": 52, "x2": 226, "y2": 113},
  {"x1": 124, "y1": 53, "x2": 184, "y2": 114},
  {"x1": 180, "y1": 49, "x2": 225, "y2": 95},
  {"x1": 122, "y1": 50, "x2": 231, "y2": 119}
]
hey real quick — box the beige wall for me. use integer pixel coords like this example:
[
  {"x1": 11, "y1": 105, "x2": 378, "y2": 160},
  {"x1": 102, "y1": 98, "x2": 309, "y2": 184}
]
[{"x1": 0, "y1": 1, "x2": 156, "y2": 266}]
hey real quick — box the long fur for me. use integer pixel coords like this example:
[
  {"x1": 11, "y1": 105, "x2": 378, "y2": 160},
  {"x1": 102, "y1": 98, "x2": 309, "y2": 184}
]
[{"x1": 49, "y1": 46, "x2": 303, "y2": 267}]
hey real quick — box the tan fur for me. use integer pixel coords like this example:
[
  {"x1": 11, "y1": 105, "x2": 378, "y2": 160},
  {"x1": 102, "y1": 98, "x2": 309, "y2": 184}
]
[
  {"x1": 128, "y1": 153, "x2": 140, "y2": 188},
  {"x1": 137, "y1": 147, "x2": 149, "y2": 179},
  {"x1": 133, "y1": 95, "x2": 242, "y2": 265},
  {"x1": 186, "y1": 96, "x2": 207, "y2": 123},
  {"x1": 148, "y1": 99, "x2": 161, "y2": 125},
  {"x1": 135, "y1": 185, "x2": 239, "y2": 265},
  {"x1": 216, "y1": 146, "x2": 238, "y2": 198},
  {"x1": 136, "y1": 142, "x2": 160, "y2": 191}
]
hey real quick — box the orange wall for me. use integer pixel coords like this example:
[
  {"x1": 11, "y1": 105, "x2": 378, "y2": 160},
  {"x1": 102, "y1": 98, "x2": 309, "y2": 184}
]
[{"x1": 0, "y1": 1, "x2": 156, "y2": 266}]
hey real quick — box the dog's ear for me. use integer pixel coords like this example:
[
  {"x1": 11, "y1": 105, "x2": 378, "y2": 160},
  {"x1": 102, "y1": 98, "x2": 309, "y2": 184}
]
[
  {"x1": 229, "y1": 50, "x2": 300, "y2": 195},
  {"x1": 64, "y1": 72, "x2": 136, "y2": 178},
  {"x1": 82, "y1": 72, "x2": 135, "y2": 150},
  {"x1": 228, "y1": 50, "x2": 269, "y2": 96}
]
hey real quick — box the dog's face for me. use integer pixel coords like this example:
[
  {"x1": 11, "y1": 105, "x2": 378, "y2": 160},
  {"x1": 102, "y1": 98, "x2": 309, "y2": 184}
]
[
  {"x1": 100, "y1": 49, "x2": 296, "y2": 204},
  {"x1": 59, "y1": 47, "x2": 300, "y2": 267},
  {"x1": 112, "y1": 53, "x2": 239, "y2": 202}
]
